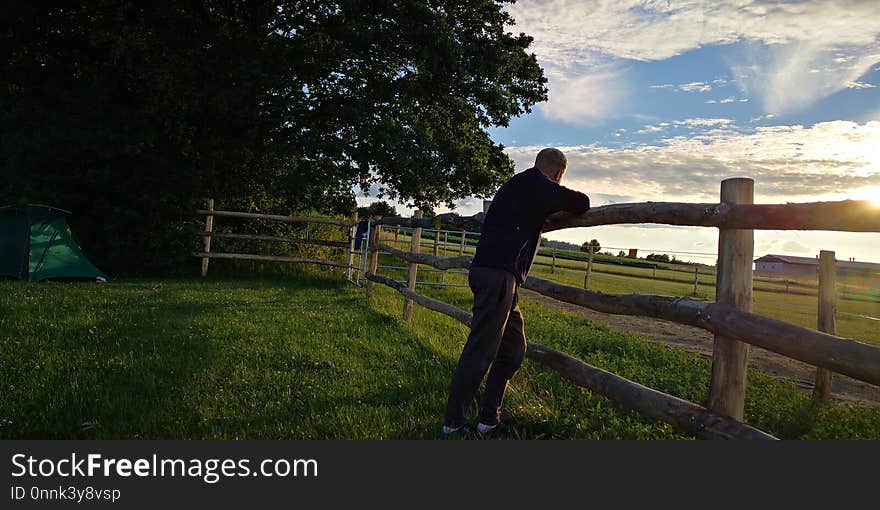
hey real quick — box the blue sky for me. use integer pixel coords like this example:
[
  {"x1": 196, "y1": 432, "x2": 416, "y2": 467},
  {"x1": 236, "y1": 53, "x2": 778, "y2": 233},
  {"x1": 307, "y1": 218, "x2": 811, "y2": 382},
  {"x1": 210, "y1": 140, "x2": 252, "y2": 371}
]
[{"x1": 360, "y1": 0, "x2": 880, "y2": 264}]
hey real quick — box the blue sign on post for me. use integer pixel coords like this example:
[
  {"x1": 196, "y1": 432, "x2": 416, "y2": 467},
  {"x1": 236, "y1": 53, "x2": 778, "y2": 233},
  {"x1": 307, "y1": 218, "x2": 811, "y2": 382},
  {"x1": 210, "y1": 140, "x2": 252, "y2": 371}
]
[{"x1": 354, "y1": 220, "x2": 369, "y2": 250}]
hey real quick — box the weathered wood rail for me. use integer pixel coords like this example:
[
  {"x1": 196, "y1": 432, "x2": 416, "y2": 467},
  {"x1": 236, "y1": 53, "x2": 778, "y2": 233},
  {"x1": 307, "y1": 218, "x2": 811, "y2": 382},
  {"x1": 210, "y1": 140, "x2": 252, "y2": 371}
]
[
  {"x1": 196, "y1": 209, "x2": 356, "y2": 227},
  {"x1": 193, "y1": 200, "x2": 359, "y2": 277},
  {"x1": 376, "y1": 199, "x2": 880, "y2": 233},
  {"x1": 199, "y1": 232, "x2": 349, "y2": 248},
  {"x1": 193, "y1": 252, "x2": 351, "y2": 268}
]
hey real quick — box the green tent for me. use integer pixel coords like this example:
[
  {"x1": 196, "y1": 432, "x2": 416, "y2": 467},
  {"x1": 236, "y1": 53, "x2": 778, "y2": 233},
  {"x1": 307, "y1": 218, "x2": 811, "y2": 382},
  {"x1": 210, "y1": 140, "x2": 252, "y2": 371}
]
[{"x1": 0, "y1": 204, "x2": 109, "y2": 282}]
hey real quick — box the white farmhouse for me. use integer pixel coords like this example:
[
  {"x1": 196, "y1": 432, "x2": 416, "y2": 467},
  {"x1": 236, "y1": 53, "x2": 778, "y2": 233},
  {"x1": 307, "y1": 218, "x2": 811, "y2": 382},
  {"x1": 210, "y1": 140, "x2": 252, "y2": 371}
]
[{"x1": 754, "y1": 254, "x2": 880, "y2": 278}]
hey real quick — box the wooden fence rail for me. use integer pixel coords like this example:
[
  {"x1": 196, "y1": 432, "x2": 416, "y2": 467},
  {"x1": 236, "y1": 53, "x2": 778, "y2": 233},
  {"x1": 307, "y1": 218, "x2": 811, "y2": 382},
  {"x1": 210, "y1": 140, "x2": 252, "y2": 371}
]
[
  {"x1": 373, "y1": 243, "x2": 880, "y2": 387},
  {"x1": 365, "y1": 272, "x2": 776, "y2": 440},
  {"x1": 376, "y1": 199, "x2": 880, "y2": 233},
  {"x1": 194, "y1": 200, "x2": 358, "y2": 277},
  {"x1": 199, "y1": 232, "x2": 348, "y2": 248},
  {"x1": 196, "y1": 209, "x2": 356, "y2": 227},
  {"x1": 193, "y1": 252, "x2": 352, "y2": 268}
]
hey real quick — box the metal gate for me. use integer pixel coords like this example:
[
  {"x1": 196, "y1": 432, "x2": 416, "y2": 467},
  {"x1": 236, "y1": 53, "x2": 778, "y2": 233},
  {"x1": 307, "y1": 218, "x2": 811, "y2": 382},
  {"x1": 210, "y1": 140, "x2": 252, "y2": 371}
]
[{"x1": 348, "y1": 220, "x2": 480, "y2": 289}]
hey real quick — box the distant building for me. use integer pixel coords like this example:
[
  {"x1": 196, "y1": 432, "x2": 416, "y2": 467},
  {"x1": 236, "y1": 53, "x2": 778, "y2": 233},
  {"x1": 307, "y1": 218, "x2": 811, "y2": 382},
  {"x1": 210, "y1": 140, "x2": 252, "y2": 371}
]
[{"x1": 754, "y1": 254, "x2": 880, "y2": 277}]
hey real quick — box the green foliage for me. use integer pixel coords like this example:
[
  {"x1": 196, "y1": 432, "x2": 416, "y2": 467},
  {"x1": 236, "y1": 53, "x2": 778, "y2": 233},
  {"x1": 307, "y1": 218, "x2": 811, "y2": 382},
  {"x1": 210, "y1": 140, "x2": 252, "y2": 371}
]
[
  {"x1": 580, "y1": 239, "x2": 601, "y2": 253},
  {"x1": 1, "y1": 1, "x2": 547, "y2": 275},
  {"x1": 357, "y1": 201, "x2": 398, "y2": 219}
]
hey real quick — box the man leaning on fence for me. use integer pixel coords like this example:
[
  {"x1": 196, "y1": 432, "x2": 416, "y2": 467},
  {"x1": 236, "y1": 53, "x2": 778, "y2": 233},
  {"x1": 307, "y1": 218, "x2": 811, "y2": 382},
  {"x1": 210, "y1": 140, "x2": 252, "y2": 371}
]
[{"x1": 442, "y1": 148, "x2": 591, "y2": 437}]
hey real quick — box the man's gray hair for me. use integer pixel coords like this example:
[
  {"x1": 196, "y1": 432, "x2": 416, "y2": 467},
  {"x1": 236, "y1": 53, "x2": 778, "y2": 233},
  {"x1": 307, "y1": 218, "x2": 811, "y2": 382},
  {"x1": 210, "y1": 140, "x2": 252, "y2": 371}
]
[{"x1": 534, "y1": 148, "x2": 567, "y2": 175}]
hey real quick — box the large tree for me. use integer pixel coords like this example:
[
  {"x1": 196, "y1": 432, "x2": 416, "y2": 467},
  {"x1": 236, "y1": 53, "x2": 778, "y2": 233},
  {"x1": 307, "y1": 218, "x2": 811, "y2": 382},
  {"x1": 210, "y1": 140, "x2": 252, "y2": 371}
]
[{"x1": 1, "y1": 1, "x2": 545, "y2": 273}]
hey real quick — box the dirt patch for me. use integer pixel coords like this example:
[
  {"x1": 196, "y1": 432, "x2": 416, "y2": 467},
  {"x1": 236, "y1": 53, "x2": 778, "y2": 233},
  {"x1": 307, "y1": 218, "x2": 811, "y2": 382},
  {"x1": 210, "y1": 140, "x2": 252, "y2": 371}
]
[{"x1": 519, "y1": 288, "x2": 880, "y2": 406}]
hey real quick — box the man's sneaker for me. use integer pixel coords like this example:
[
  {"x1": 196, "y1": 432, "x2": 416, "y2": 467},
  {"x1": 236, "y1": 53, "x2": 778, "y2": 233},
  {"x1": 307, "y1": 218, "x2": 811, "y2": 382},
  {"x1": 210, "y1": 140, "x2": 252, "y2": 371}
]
[
  {"x1": 475, "y1": 421, "x2": 509, "y2": 437},
  {"x1": 441, "y1": 424, "x2": 475, "y2": 438}
]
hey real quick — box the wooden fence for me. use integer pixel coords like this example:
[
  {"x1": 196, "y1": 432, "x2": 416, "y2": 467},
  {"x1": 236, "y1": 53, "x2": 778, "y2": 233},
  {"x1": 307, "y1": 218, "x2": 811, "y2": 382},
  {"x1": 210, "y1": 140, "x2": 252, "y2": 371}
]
[
  {"x1": 363, "y1": 178, "x2": 880, "y2": 439},
  {"x1": 192, "y1": 199, "x2": 361, "y2": 279},
  {"x1": 190, "y1": 183, "x2": 880, "y2": 439}
]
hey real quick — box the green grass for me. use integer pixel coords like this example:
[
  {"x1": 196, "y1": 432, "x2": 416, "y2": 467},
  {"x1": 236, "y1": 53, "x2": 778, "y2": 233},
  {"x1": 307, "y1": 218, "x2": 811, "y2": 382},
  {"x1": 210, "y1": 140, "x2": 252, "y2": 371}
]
[
  {"x1": 1, "y1": 269, "x2": 878, "y2": 439},
  {"x1": 524, "y1": 262, "x2": 880, "y2": 346}
]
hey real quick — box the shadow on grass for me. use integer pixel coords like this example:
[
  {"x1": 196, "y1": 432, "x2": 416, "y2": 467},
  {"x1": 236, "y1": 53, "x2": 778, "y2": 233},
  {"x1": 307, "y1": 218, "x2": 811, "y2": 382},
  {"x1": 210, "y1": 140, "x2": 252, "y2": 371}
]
[{"x1": 1, "y1": 283, "x2": 230, "y2": 439}]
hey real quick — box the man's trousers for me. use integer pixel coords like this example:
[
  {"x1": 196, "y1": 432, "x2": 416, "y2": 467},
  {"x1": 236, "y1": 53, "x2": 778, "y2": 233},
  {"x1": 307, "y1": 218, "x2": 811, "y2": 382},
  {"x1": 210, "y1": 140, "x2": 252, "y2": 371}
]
[{"x1": 443, "y1": 266, "x2": 527, "y2": 427}]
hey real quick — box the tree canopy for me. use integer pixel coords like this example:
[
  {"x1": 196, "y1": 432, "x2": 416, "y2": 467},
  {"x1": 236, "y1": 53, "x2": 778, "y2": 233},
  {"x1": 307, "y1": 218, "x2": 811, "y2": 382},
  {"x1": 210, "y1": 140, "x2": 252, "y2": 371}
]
[
  {"x1": 580, "y1": 239, "x2": 601, "y2": 253},
  {"x1": 1, "y1": 1, "x2": 546, "y2": 273},
  {"x1": 357, "y1": 201, "x2": 398, "y2": 219}
]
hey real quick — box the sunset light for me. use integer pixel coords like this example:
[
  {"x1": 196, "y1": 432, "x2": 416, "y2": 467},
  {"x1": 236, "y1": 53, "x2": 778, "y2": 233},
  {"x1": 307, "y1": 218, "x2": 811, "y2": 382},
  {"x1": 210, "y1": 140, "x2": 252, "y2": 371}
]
[{"x1": 851, "y1": 186, "x2": 880, "y2": 205}]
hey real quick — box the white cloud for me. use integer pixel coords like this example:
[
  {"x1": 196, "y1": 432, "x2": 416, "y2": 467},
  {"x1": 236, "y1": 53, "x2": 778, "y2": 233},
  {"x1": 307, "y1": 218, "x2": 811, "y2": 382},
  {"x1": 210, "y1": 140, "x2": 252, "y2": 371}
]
[
  {"x1": 846, "y1": 81, "x2": 877, "y2": 89},
  {"x1": 538, "y1": 69, "x2": 629, "y2": 125},
  {"x1": 507, "y1": 0, "x2": 880, "y2": 65},
  {"x1": 651, "y1": 81, "x2": 719, "y2": 93},
  {"x1": 636, "y1": 125, "x2": 665, "y2": 135},
  {"x1": 782, "y1": 241, "x2": 810, "y2": 253},
  {"x1": 730, "y1": 40, "x2": 880, "y2": 114},
  {"x1": 705, "y1": 99, "x2": 717, "y2": 104},
  {"x1": 673, "y1": 118, "x2": 734, "y2": 128},
  {"x1": 749, "y1": 114, "x2": 776, "y2": 123},
  {"x1": 506, "y1": 1, "x2": 880, "y2": 114},
  {"x1": 505, "y1": 120, "x2": 880, "y2": 204},
  {"x1": 678, "y1": 81, "x2": 712, "y2": 93}
]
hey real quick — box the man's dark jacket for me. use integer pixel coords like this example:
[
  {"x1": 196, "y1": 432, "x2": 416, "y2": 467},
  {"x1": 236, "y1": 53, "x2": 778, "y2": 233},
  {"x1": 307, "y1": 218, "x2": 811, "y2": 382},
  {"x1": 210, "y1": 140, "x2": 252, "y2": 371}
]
[{"x1": 472, "y1": 167, "x2": 590, "y2": 284}]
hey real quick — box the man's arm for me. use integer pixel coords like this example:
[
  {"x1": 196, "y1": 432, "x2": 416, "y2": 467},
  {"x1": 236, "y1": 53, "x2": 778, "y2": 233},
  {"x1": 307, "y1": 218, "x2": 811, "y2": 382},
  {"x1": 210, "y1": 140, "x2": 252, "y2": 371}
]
[{"x1": 536, "y1": 178, "x2": 590, "y2": 215}]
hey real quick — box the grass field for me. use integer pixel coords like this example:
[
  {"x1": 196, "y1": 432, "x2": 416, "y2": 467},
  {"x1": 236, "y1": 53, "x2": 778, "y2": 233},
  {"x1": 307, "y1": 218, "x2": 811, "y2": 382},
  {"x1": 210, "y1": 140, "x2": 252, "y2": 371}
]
[
  {"x1": 2, "y1": 268, "x2": 878, "y2": 440},
  {"x1": 408, "y1": 229, "x2": 880, "y2": 300},
  {"x1": 375, "y1": 232, "x2": 880, "y2": 346}
]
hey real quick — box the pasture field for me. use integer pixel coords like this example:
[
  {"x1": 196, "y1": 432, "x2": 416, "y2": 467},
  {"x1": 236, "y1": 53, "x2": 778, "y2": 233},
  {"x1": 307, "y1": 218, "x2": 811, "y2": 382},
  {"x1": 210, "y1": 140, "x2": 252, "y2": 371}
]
[
  {"x1": 410, "y1": 230, "x2": 879, "y2": 299},
  {"x1": 1, "y1": 269, "x2": 878, "y2": 440},
  {"x1": 378, "y1": 231, "x2": 880, "y2": 346}
]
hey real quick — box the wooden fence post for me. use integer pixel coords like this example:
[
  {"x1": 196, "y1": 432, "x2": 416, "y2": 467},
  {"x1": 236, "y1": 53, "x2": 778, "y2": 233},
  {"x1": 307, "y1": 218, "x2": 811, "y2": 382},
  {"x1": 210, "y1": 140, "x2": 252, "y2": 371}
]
[
  {"x1": 708, "y1": 178, "x2": 754, "y2": 421},
  {"x1": 813, "y1": 250, "x2": 837, "y2": 400},
  {"x1": 653, "y1": 264, "x2": 657, "y2": 278},
  {"x1": 346, "y1": 211, "x2": 358, "y2": 281},
  {"x1": 459, "y1": 230, "x2": 466, "y2": 256},
  {"x1": 433, "y1": 216, "x2": 441, "y2": 257},
  {"x1": 403, "y1": 210, "x2": 423, "y2": 322},
  {"x1": 364, "y1": 219, "x2": 381, "y2": 297},
  {"x1": 693, "y1": 266, "x2": 699, "y2": 295},
  {"x1": 551, "y1": 250, "x2": 557, "y2": 273},
  {"x1": 201, "y1": 198, "x2": 214, "y2": 277},
  {"x1": 584, "y1": 245, "x2": 594, "y2": 289}
]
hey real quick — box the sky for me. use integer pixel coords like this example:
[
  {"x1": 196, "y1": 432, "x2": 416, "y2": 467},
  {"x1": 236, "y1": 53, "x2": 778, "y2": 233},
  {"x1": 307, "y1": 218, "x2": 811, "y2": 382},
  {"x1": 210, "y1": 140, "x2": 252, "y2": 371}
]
[{"x1": 359, "y1": 0, "x2": 880, "y2": 264}]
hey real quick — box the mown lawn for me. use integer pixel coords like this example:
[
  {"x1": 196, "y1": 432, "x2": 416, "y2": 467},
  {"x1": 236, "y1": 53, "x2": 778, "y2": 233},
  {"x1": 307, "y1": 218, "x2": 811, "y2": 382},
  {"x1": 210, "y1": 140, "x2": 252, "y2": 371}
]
[{"x1": 1, "y1": 269, "x2": 878, "y2": 439}]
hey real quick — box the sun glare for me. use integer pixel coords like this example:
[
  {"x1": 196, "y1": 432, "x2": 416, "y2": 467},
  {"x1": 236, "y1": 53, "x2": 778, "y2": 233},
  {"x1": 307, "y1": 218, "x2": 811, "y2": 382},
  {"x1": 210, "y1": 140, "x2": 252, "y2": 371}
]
[{"x1": 851, "y1": 186, "x2": 880, "y2": 206}]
